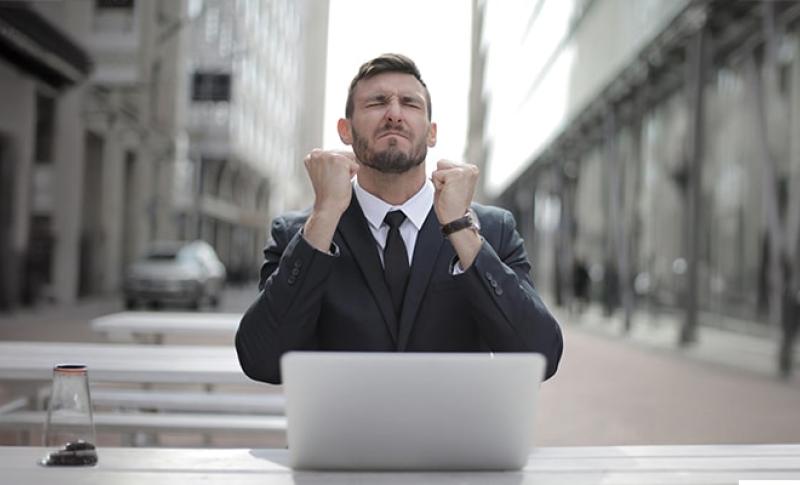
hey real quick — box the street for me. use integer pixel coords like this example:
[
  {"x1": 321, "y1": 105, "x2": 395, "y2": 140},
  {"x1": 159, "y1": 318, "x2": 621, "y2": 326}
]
[{"x1": 2, "y1": 285, "x2": 800, "y2": 447}]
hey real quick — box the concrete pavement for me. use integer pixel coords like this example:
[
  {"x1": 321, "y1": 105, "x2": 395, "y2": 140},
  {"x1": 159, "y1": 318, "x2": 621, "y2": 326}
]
[
  {"x1": 554, "y1": 304, "x2": 800, "y2": 382},
  {"x1": 0, "y1": 284, "x2": 257, "y2": 343},
  {"x1": 538, "y1": 317, "x2": 800, "y2": 446},
  {"x1": 1, "y1": 287, "x2": 799, "y2": 447}
]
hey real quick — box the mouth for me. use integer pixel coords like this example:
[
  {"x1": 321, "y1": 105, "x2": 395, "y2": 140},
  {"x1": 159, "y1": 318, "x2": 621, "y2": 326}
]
[{"x1": 378, "y1": 131, "x2": 408, "y2": 140}]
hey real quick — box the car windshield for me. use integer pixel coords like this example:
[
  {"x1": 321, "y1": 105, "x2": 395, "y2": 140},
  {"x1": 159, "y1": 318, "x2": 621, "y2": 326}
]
[
  {"x1": 142, "y1": 244, "x2": 199, "y2": 264},
  {"x1": 145, "y1": 250, "x2": 178, "y2": 261}
]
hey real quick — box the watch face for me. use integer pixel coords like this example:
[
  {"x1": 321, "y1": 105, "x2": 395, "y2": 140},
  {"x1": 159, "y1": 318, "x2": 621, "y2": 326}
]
[{"x1": 467, "y1": 208, "x2": 481, "y2": 231}]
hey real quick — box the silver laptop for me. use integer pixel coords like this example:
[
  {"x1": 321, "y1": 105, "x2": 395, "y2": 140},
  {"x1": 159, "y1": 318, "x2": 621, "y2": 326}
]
[{"x1": 281, "y1": 351, "x2": 546, "y2": 471}]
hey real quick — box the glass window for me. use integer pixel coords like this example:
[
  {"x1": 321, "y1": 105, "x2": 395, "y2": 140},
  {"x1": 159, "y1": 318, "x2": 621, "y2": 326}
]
[
  {"x1": 192, "y1": 72, "x2": 232, "y2": 102},
  {"x1": 150, "y1": 61, "x2": 161, "y2": 123},
  {"x1": 205, "y1": 6, "x2": 219, "y2": 42},
  {"x1": 34, "y1": 93, "x2": 55, "y2": 164},
  {"x1": 94, "y1": 0, "x2": 135, "y2": 32},
  {"x1": 96, "y1": 0, "x2": 134, "y2": 9}
]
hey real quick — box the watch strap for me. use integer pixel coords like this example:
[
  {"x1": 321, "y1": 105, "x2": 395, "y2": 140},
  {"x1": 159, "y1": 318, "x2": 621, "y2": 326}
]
[{"x1": 441, "y1": 212, "x2": 476, "y2": 236}]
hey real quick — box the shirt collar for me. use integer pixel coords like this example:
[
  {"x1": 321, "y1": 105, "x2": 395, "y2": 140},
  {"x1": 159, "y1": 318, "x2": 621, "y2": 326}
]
[{"x1": 354, "y1": 177, "x2": 434, "y2": 231}]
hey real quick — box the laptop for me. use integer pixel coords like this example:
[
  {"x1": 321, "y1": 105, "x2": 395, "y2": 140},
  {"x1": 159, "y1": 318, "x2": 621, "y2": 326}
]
[{"x1": 281, "y1": 351, "x2": 546, "y2": 471}]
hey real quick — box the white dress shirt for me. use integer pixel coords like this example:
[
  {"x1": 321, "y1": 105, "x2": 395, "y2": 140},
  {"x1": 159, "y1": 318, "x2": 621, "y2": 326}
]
[{"x1": 354, "y1": 177, "x2": 434, "y2": 267}]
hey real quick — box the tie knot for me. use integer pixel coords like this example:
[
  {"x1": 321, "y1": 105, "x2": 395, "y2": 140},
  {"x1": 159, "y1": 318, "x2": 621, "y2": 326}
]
[{"x1": 384, "y1": 210, "x2": 406, "y2": 229}]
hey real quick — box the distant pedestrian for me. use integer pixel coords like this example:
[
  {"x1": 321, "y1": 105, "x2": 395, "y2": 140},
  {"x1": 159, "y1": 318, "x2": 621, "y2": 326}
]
[
  {"x1": 602, "y1": 260, "x2": 620, "y2": 316},
  {"x1": 572, "y1": 258, "x2": 590, "y2": 313}
]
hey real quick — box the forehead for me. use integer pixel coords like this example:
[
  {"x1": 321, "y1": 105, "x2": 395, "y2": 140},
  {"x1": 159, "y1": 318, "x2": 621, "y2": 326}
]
[{"x1": 353, "y1": 72, "x2": 427, "y2": 100}]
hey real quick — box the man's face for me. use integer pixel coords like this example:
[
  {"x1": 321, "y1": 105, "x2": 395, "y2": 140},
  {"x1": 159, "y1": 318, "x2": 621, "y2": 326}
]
[{"x1": 339, "y1": 72, "x2": 436, "y2": 174}]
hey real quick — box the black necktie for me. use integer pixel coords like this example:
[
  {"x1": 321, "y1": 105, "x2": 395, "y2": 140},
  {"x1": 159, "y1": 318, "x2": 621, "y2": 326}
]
[{"x1": 383, "y1": 210, "x2": 410, "y2": 319}]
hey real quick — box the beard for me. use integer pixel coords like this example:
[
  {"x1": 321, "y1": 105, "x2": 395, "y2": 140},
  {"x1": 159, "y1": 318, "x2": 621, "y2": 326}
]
[{"x1": 351, "y1": 123, "x2": 427, "y2": 174}]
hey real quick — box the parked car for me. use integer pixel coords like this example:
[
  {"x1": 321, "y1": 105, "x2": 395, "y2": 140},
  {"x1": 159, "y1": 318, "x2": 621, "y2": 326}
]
[{"x1": 124, "y1": 240, "x2": 226, "y2": 309}]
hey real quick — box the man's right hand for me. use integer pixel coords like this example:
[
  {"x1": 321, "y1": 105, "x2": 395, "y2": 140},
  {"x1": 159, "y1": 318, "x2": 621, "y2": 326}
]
[{"x1": 302, "y1": 149, "x2": 359, "y2": 252}]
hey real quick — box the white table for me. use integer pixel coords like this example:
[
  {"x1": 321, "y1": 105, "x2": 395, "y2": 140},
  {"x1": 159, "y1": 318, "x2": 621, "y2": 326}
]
[
  {"x1": 0, "y1": 444, "x2": 799, "y2": 484},
  {"x1": 0, "y1": 341, "x2": 254, "y2": 386},
  {"x1": 90, "y1": 312, "x2": 242, "y2": 344}
]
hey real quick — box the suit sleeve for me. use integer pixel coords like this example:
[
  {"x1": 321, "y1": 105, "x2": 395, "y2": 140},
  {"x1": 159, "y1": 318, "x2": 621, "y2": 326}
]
[
  {"x1": 457, "y1": 209, "x2": 563, "y2": 379},
  {"x1": 235, "y1": 216, "x2": 336, "y2": 384}
]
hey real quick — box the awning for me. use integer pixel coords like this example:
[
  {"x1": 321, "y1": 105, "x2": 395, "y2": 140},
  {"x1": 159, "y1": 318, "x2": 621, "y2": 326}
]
[{"x1": 0, "y1": 2, "x2": 91, "y2": 89}]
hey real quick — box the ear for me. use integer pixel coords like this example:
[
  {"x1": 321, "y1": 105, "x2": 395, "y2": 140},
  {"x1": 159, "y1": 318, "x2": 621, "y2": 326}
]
[
  {"x1": 427, "y1": 122, "x2": 438, "y2": 147},
  {"x1": 338, "y1": 118, "x2": 353, "y2": 145}
]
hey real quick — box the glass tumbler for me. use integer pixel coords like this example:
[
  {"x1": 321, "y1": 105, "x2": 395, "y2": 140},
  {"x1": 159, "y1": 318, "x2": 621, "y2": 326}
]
[{"x1": 43, "y1": 364, "x2": 96, "y2": 448}]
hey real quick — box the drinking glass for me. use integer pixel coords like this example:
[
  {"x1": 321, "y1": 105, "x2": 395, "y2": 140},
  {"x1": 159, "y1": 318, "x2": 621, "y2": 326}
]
[{"x1": 43, "y1": 364, "x2": 96, "y2": 448}]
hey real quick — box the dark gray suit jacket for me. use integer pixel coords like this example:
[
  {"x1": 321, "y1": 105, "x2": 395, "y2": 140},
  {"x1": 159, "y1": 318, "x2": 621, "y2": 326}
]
[{"x1": 235, "y1": 195, "x2": 563, "y2": 384}]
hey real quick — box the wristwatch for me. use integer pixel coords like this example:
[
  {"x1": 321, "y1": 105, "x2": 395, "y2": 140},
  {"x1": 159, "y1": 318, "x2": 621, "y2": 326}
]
[{"x1": 441, "y1": 211, "x2": 478, "y2": 236}]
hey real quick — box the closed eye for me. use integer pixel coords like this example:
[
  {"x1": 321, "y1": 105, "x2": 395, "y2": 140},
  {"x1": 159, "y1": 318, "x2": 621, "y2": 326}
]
[
  {"x1": 365, "y1": 95, "x2": 389, "y2": 108},
  {"x1": 402, "y1": 96, "x2": 423, "y2": 109}
]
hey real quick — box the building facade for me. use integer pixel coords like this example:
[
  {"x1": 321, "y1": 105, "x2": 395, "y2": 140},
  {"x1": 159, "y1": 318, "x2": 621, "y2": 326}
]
[
  {"x1": 471, "y1": 0, "x2": 800, "y2": 370},
  {"x1": 16, "y1": 0, "x2": 188, "y2": 305},
  {"x1": 0, "y1": 0, "x2": 329, "y2": 307},
  {"x1": 0, "y1": 1, "x2": 92, "y2": 309},
  {"x1": 178, "y1": 0, "x2": 329, "y2": 282}
]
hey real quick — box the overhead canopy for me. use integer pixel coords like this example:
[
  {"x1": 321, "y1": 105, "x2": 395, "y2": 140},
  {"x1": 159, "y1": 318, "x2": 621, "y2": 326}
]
[{"x1": 0, "y1": 2, "x2": 91, "y2": 89}]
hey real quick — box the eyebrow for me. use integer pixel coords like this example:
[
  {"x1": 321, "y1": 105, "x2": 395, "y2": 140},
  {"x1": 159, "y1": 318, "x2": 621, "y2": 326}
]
[
  {"x1": 364, "y1": 94, "x2": 389, "y2": 103},
  {"x1": 400, "y1": 95, "x2": 423, "y2": 104},
  {"x1": 362, "y1": 92, "x2": 425, "y2": 104}
]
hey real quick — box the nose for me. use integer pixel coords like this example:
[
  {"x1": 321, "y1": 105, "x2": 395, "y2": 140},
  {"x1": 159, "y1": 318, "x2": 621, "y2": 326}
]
[{"x1": 384, "y1": 98, "x2": 403, "y2": 124}]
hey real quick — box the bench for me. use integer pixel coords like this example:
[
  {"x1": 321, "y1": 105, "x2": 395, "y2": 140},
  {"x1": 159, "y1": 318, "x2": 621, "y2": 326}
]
[
  {"x1": 0, "y1": 397, "x2": 29, "y2": 415},
  {"x1": 0, "y1": 410, "x2": 287, "y2": 441},
  {"x1": 90, "y1": 312, "x2": 241, "y2": 344},
  {"x1": 1, "y1": 388, "x2": 288, "y2": 445},
  {"x1": 89, "y1": 389, "x2": 285, "y2": 415}
]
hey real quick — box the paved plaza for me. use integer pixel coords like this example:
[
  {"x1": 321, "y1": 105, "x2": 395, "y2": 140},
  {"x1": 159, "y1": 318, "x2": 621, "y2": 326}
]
[{"x1": 1, "y1": 287, "x2": 799, "y2": 447}]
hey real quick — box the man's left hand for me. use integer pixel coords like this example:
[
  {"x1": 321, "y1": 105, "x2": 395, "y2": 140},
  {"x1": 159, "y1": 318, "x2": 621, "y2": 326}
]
[{"x1": 431, "y1": 160, "x2": 479, "y2": 224}]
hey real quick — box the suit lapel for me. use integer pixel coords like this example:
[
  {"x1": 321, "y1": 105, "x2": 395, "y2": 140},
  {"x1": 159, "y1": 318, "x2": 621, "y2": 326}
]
[
  {"x1": 335, "y1": 194, "x2": 399, "y2": 343},
  {"x1": 397, "y1": 208, "x2": 444, "y2": 350}
]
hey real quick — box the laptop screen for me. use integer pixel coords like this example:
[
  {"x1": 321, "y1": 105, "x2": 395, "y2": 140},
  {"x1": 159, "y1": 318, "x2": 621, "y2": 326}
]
[{"x1": 282, "y1": 352, "x2": 546, "y2": 471}]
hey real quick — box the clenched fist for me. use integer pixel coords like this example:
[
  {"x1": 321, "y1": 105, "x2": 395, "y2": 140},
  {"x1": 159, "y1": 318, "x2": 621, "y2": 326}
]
[
  {"x1": 304, "y1": 149, "x2": 360, "y2": 217},
  {"x1": 431, "y1": 160, "x2": 479, "y2": 224},
  {"x1": 302, "y1": 149, "x2": 359, "y2": 252}
]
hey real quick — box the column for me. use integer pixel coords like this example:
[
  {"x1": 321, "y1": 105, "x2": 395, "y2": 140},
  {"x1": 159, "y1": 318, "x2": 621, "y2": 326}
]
[{"x1": 52, "y1": 86, "x2": 86, "y2": 304}]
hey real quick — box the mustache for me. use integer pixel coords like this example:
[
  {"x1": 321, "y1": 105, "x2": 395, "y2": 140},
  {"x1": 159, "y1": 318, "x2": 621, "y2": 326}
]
[{"x1": 375, "y1": 123, "x2": 410, "y2": 138}]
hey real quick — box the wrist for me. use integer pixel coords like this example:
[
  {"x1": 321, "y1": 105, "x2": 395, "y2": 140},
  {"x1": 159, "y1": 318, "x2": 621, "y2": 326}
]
[
  {"x1": 310, "y1": 205, "x2": 346, "y2": 222},
  {"x1": 441, "y1": 211, "x2": 478, "y2": 236},
  {"x1": 448, "y1": 229, "x2": 482, "y2": 270},
  {"x1": 303, "y1": 210, "x2": 342, "y2": 253}
]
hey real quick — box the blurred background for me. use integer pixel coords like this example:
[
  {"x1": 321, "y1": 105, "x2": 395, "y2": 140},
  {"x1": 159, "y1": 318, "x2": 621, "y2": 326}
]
[{"x1": 1, "y1": 0, "x2": 800, "y2": 447}]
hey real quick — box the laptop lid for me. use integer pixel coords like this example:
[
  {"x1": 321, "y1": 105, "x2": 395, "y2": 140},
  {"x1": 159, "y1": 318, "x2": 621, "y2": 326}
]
[{"x1": 281, "y1": 352, "x2": 546, "y2": 471}]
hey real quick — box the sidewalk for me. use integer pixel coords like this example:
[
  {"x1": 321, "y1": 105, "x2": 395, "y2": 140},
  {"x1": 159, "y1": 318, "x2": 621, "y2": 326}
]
[
  {"x1": 0, "y1": 284, "x2": 257, "y2": 343},
  {"x1": 555, "y1": 303, "x2": 800, "y2": 385},
  {"x1": 0, "y1": 296, "x2": 123, "y2": 343},
  {"x1": 2, "y1": 293, "x2": 798, "y2": 383},
  {"x1": 2, "y1": 293, "x2": 800, "y2": 446}
]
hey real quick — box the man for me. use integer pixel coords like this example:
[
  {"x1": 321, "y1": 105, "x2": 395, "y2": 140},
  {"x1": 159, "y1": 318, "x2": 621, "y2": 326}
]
[{"x1": 236, "y1": 53, "x2": 563, "y2": 384}]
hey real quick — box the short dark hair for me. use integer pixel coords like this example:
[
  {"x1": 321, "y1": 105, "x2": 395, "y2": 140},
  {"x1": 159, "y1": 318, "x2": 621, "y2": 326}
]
[{"x1": 345, "y1": 53, "x2": 432, "y2": 120}]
